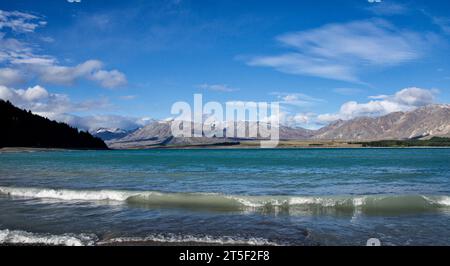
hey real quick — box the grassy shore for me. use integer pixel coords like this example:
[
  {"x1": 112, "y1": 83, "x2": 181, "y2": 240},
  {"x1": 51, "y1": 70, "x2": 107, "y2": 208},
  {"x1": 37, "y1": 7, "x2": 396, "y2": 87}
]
[{"x1": 2, "y1": 137, "x2": 450, "y2": 151}]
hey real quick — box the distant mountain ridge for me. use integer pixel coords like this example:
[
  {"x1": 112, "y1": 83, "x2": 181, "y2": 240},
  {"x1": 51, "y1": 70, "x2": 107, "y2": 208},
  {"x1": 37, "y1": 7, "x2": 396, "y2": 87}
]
[
  {"x1": 313, "y1": 104, "x2": 450, "y2": 140},
  {"x1": 107, "y1": 104, "x2": 450, "y2": 148},
  {"x1": 0, "y1": 100, "x2": 108, "y2": 149},
  {"x1": 92, "y1": 127, "x2": 138, "y2": 141}
]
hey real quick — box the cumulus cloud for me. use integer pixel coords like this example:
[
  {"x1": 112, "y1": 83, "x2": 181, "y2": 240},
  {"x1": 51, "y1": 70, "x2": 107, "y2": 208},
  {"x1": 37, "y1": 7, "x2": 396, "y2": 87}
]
[
  {"x1": 90, "y1": 69, "x2": 127, "y2": 89},
  {"x1": 0, "y1": 85, "x2": 105, "y2": 115},
  {"x1": 283, "y1": 112, "x2": 316, "y2": 126},
  {"x1": 0, "y1": 9, "x2": 127, "y2": 89},
  {"x1": 317, "y1": 87, "x2": 437, "y2": 123},
  {"x1": 18, "y1": 59, "x2": 127, "y2": 88},
  {"x1": 34, "y1": 60, "x2": 102, "y2": 84},
  {"x1": 246, "y1": 19, "x2": 434, "y2": 83}
]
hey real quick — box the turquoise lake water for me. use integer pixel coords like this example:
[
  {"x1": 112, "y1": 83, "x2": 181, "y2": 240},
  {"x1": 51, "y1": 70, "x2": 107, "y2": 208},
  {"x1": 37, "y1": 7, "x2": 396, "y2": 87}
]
[{"x1": 0, "y1": 148, "x2": 449, "y2": 245}]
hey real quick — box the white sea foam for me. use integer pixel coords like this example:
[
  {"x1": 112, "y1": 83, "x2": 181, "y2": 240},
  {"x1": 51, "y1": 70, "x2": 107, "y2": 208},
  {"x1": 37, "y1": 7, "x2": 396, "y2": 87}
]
[
  {"x1": 99, "y1": 233, "x2": 278, "y2": 246},
  {"x1": 437, "y1": 196, "x2": 450, "y2": 206},
  {"x1": 289, "y1": 197, "x2": 345, "y2": 207},
  {"x1": 0, "y1": 186, "x2": 137, "y2": 201},
  {"x1": 423, "y1": 196, "x2": 450, "y2": 207},
  {"x1": 0, "y1": 229, "x2": 96, "y2": 246},
  {"x1": 352, "y1": 197, "x2": 366, "y2": 207},
  {"x1": 0, "y1": 229, "x2": 276, "y2": 246}
]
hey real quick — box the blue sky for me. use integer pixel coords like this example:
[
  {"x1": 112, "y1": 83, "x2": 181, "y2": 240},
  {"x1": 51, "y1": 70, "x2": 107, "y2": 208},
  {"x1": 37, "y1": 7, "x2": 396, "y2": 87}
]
[{"x1": 1, "y1": 0, "x2": 450, "y2": 130}]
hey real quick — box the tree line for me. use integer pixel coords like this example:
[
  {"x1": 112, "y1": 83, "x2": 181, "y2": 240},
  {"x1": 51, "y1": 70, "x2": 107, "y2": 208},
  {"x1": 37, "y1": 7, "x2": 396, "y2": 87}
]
[{"x1": 0, "y1": 100, "x2": 108, "y2": 149}]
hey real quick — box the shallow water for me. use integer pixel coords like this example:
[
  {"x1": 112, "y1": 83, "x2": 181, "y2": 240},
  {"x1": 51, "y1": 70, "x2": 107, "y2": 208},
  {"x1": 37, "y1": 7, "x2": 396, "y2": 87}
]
[{"x1": 0, "y1": 148, "x2": 449, "y2": 245}]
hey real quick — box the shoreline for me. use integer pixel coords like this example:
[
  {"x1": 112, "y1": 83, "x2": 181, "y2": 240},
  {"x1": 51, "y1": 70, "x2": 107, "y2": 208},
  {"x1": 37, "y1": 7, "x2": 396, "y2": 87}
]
[
  {"x1": 0, "y1": 147, "x2": 109, "y2": 153},
  {"x1": 2, "y1": 145, "x2": 450, "y2": 152}
]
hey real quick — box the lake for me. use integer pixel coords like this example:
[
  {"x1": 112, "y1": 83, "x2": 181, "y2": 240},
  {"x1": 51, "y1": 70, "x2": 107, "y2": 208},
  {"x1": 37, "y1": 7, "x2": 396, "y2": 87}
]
[{"x1": 0, "y1": 148, "x2": 449, "y2": 245}]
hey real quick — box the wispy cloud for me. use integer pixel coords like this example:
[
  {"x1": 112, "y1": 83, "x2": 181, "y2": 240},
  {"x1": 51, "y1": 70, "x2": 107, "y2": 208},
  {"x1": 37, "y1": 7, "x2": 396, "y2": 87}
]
[
  {"x1": 431, "y1": 16, "x2": 450, "y2": 35},
  {"x1": 119, "y1": 95, "x2": 136, "y2": 100},
  {"x1": 366, "y1": 1, "x2": 409, "y2": 16},
  {"x1": 271, "y1": 92, "x2": 324, "y2": 107},
  {"x1": 246, "y1": 19, "x2": 434, "y2": 83},
  {"x1": 197, "y1": 83, "x2": 238, "y2": 92},
  {"x1": 0, "y1": 10, "x2": 45, "y2": 33}
]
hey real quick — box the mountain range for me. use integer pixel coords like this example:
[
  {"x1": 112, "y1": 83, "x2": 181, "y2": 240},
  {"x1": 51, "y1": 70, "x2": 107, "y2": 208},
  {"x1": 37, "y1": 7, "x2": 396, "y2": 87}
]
[
  {"x1": 105, "y1": 104, "x2": 450, "y2": 148},
  {"x1": 92, "y1": 128, "x2": 138, "y2": 141}
]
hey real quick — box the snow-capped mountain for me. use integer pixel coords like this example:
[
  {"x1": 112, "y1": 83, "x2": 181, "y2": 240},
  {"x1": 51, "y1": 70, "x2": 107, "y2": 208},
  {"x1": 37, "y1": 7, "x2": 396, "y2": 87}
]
[{"x1": 91, "y1": 128, "x2": 138, "y2": 141}]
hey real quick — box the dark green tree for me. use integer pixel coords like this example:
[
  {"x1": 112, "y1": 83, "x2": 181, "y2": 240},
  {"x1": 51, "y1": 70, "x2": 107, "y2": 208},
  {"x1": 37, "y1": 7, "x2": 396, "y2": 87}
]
[{"x1": 0, "y1": 100, "x2": 108, "y2": 149}]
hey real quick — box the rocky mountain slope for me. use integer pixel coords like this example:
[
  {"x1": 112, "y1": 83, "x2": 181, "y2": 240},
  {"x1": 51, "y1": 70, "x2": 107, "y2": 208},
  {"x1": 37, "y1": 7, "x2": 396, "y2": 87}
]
[
  {"x1": 313, "y1": 104, "x2": 450, "y2": 140},
  {"x1": 106, "y1": 120, "x2": 315, "y2": 149}
]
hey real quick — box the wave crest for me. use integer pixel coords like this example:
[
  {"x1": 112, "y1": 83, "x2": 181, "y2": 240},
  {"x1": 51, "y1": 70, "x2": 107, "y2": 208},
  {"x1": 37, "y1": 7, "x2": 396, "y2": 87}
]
[{"x1": 1, "y1": 186, "x2": 449, "y2": 214}]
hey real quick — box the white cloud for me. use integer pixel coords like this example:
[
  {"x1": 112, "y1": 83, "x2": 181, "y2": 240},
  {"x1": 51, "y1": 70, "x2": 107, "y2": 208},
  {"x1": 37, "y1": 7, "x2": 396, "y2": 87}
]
[
  {"x1": 0, "y1": 68, "x2": 24, "y2": 86},
  {"x1": 271, "y1": 92, "x2": 324, "y2": 107},
  {"x1": 198, "y1": 83, "x2": 238, "y2": 92},
  {"x1": 0, "y1": 85, "x2": 105, "y2": 114},
  {"x1": 275, "y1": 110, "x2": 319, "y2": 129},
  {"x1": 0, "y1": 10, "x2": 127, "y2": 89},
  {"x1": 286, "y1": 112, "x2": 314, "y2": 125},
  {"x1": 248, "y1": 53, "x2": 358, "y2": 82},
  {"x1": 6, "y1": 51, "x2": 128, "y2": 88},
  {"x1": 246, "y1": 19, "x2": 434, "y2": 82},
  {"x1": 0, "y1": 84, "x2": 147, "y2": 131},
  {"x1": 393, "y1": 87, "x2": 436, "y2": 106},
  {"x1": 317, "y1": 87, "x2": 437, "y2": 122},
  {"x1": 53, "y1": 114, "x2": 149, "y2": 132},
  {"x1": 35, "y1": 60, "x2": 103, "y2": 85},
  {"x1": 67, "y1": 0, "x2": 82, "y2": 3},
  {"x1": 90, "y1": 69, "x2": 127, "y2": 89},
  {"x1": 0, "y1": 10, "x2": 45, "y2": 33}
]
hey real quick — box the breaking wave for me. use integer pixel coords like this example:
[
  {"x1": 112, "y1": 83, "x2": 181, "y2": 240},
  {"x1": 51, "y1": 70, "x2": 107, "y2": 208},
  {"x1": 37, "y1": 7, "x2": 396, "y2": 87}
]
[
  {"x1": 0, "y1": 229, "x2": 276, "y2": 246},
  {"x1": 0, "y1": 229, "x2": 97, "y2": 246},
  {"x1": 1, "y1": 186, "x2": 449, "y2": 214}
]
